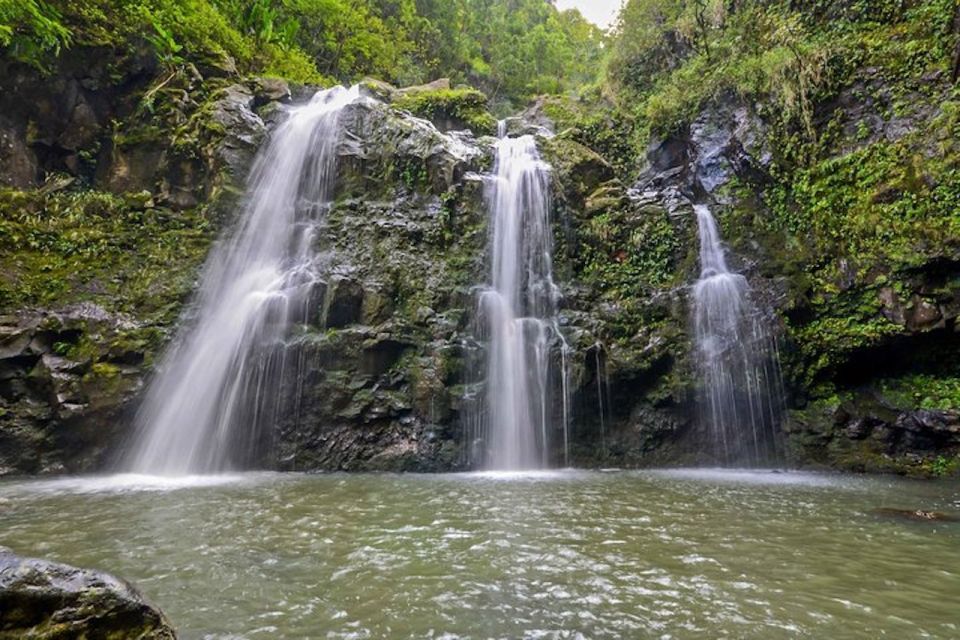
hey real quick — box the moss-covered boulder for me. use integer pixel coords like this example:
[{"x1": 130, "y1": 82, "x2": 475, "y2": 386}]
[
  {"x1": 392, "y1": 83, "x2": 497, "y2": 136},
  {"x1": 0, "y1": 546, "x2": 176, "y2": 639}
]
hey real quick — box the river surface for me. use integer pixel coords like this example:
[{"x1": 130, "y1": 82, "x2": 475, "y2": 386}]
[{"x1": 1, "y1": 470, "x2": 958, "y2": 639}]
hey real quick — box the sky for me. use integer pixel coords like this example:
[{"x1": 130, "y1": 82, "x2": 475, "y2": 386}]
[{"x1": 554, "y1": 0, "x2": 622, "y2": 29}]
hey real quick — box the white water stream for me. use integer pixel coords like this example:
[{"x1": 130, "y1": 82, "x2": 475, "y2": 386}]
[
  {"x1": 692, "y1": 204, "x2": 783, "y2": 465},
  {"x1": 127, "y1": 87, "x2": 361, "y2": 474},
  {"x1": 473, "y1": 132, "x2": 570, "y2": 469}
]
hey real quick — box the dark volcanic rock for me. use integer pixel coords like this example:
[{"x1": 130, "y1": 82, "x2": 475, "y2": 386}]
[
  {"x1": 637, "y1": 94, "x2": 770, "y2": 203},
  {"x1": 0, "y1": 306, "x2": 146, "y2": 477},
  {"x1": 0, "y1": 546, "x2": 177, "y2": 639}
]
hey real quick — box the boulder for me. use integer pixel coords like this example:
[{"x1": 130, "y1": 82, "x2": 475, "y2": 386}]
[
  {"x1": 358, "y1": 78, "x2": 398, "y2": 103},
  {"x1": 249, "y1": 77, "x2": 291, "y2": 107},
  {"x1": 396, "y1": 78, "x2": 451, "y2": 97},
  {"x1": 540, "y1": 137, "x2": 615, "y2": 207},
  {"x1": 336, "y1": 100, "x2": 486, "y2": 195},
  {"x1": 208, "y1": 84, "x2": 268, "y2": 180},
  {"x1": 871, "y1": 508, "x2": 959, "y2": 522},
  {"x1": 0, "y1": 547, "x2": 177, "y2": 639},
  {"x1": 392, "y1": 85, "x2": 496, "y2": 135}
]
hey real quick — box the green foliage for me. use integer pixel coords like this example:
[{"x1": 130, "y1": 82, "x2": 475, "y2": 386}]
[
  {"x1": 927, "y1": 454, "x2": 960, "y2": 477},
  {"x1": 281, "y1": 0, "x2": 413, "y2": 82},
  {"x1": 578, "y1": 205, "x2": 682, "y2": 302},
  {"x1": 541, "y1": 93, "x2": 640, "y2": 179},
  {"x1": 393, "y1": 87, "x2": 496, "y2": 135},
  {"x1": 879, "y1": 375, "x2": 960, "y2": 411},
  {"x1": 2, "y1": 0, "x2": 604, "y2": 104},
  {"x1": 767, "y1": 140, "x2": 960, "y2": 280},
  {"x1": 142, "y1": 9, "x2": 183, "y2": 65},
  {"x1": 605, "y1": 0, "x2": 958, "y2": 139},
  {"x1": 610, "y1": 1, "x2": 845, "y2": 137},
  {"x1": 791, "y1": 311, "x2": 902, "y2": 381},
  {"x1": 0, "y1": 0, "x2": 71, "y2": 70},
  {"x1": 0, "y1": 188, "x2": 212, "y2": 321}
]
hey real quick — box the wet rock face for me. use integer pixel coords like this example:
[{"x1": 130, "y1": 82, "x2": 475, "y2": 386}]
[
  {"x1": 263, "y1": 108, "x2": 491, "y2": 471},
  {"x1": 0, "y1": 52, "x2": 496, "y2": 474},
  {"x1": 0, "y1": 306, "x2": 146, "y2": 476},
  {"x1": 0, "y1": 116, "x2": 38, "y2": 188},
  {"x1": 153, "y1": 81, "x2": 270, "y2": 210},
  {"x1": 336, "y1": 99, "x2": 487, "y2": 197},
  {"x1": 638, "y1": 94, "x2": 770, "y2": 203},
  {"x1": 4, "y1": 45, "x2": 957, "y2": 475},
  {"x1": 0, "y1": 546, "x2": 176, "y2": 639},
  {"x1": 785, "y1": 396, "x2": 960, "y2": 475},
  {"x1": 616, "y1": 75, "x2": 960, "y2": 472},
  {"x1": 0, "y1": 50, "x2": 294, "y2": 475},
  {"x1": 823, "y1": 68, "x2": 944, "y2": 156},
  {"x1": 0, "y1": 50, "x2": 273, "y2": 208},
  {"x1": 0, "y1": 53, "x2": 156, "y2": 188}
]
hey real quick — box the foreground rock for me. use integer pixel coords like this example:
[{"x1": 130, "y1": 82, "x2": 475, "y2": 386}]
[
  {"x1": 0, "y1": 547, "x2": 176, "y2": 639},
  {"x1": 872, "y1": 508, "x2": 959, "y2": 523}
]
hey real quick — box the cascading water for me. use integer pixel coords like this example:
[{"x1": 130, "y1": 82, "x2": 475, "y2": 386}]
[
  {"x1": 469, "y1": 130, "x2": 570, "y2": 470},
  {"x1": 127, "y1": 86, "x2": 361, "y2": 475},
  {"x1": 691, "y1": 204, "x2": 783, "y2": 466}
]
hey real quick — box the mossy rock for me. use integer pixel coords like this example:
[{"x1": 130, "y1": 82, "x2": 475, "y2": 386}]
[
  {"x1": 393, "y1": 87, "x2": 497, "y2": 136},
  {"x1": 0, "y1": 547, "x2": 177, "y2": 639},
  {"x1": 540, "y1": 137, "x2": 615, "y2": 206}
]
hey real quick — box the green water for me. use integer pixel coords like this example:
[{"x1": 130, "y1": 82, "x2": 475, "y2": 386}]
[{"x1": 1, "y1": 469, "x2": 958, "y2": 639}]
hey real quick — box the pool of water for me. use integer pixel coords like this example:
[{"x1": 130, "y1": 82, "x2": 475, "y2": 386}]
[{"x1": 1, "y1": 469, "x2": 958, "y2": 639}]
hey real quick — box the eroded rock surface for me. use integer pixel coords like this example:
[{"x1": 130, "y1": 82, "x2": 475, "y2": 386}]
[{"x1": 0, "y1": 547, "x2": 176, "y2": 639}]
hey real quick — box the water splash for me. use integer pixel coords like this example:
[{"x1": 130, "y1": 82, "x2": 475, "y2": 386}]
[
  {"x1": 127, "y1": 86, "x2": 362, "y2": 474},
  {"x1": 469, "y1": 132, "x2": 570, "y2": 470},
  {"x1": 691, "y1": 204, "x2": 783, "y2": 465}
]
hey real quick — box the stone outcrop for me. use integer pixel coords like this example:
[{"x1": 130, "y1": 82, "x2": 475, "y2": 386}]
[
  {"x1": 0, "y1": 306, "x2": 145, "y2": 475},
  {"x1": 0, "y1": 547, "x2": 176, "y2": 639}
]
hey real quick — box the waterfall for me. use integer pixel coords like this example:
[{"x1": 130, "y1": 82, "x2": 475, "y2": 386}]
[
  {"x1": 126, "y1": 86, "x2": 361, "y2": 475},
  {"x1": 470, "y1": 132, "x2": 570, "y2": 470},
  {"x1": 691, "y1": 204, "x2": 783, "y2": 466}
]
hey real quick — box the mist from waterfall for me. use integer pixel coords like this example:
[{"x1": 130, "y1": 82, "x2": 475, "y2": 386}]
[
  {"x1": 691, "y1": 204, "x2": 783, "y2": 466},
  {"x1": 126, "y1": 86, "x2": 361, "y2": 475},
  {"x1": 469, "y1": 131, "x2": 570, "y2": 470}
]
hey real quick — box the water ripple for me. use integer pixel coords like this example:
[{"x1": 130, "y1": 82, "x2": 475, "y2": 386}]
[{"x1": 1, "y1": 471, "x2": 958, "y2": 639}]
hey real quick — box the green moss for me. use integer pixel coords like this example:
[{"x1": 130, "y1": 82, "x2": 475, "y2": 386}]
[
  {"x1": 0, "y1": 187, "x2": 212, "y2": 324},
  {"x1": 541, "y1": 93, "x2": 640, "y2": 179},
  {"x1": 393, "y1": 88, "x2": 497, "y2": 136},
  {"x1": 791, "y1": 311, "x2": 902, "y2": 383},
  {"x1": 878, "y1": 375, "x2": 960, "y2": 411},
  {"x1": 926, "y1": 454, "x2": 960, "y2": 477},
  {"x1": 577, "y1": 206, "x2": 683, "y2": 302},
  {"x1": 89, "y1": 361, "x2": 120, "y2": 378}
]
